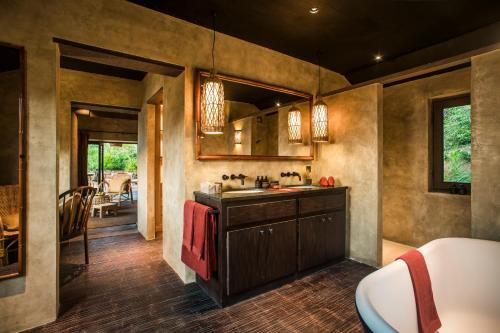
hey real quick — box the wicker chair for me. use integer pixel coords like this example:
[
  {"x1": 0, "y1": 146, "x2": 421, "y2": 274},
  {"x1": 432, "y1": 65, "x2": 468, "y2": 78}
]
[
  {"x1": 98, "y1": 173, "x2": 133, "y2": 206},
  {"x1": 59, "y1": 186, "x2": 96, "y2": 264},
  {"x1": 0, "y1": 185, "x2": 20, "y2": 267}
]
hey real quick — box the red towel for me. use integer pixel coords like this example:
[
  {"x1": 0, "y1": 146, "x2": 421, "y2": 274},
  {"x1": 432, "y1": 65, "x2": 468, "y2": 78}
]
[
  {"x1": 181, "y1": 200, "x2": 217, "y2": 281},
  {"x1": 397, "y1": 249, "x2": 441, "y2": 333},
  {"x1": 192, "y1": 203, "x2": 208, "y2": 259},
  {"x1": 182, "y1": 201, "x2": 196, "y2": 249}
]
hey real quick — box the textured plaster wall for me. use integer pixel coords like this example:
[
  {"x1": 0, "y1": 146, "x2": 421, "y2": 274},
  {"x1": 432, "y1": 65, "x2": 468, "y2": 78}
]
[
  {"x1": 471, "y1": 49, "x2": 500, "y2": 241},
  {"x1": 383, "y1": 68, "x2": 471, "y2": 247},
  {"x1": 314, "y1": 84, "x2": 383, "y2": 266},
  {"x1": 0, "y1": 1, "x2": 349, "y2": 331},
  {"x1": 59, "y1": 68, "x2": 143, "y2": 191},
  {"x1": 0, "y1": 70, "x2": 21, "y2": 185},
  {"x1": 0, "y1": 37, "x2": 59, "y2": 332}
]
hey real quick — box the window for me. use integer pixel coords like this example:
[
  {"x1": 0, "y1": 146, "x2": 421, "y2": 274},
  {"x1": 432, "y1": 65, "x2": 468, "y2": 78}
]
[{"x1": 430, "y1": 94, "x2": 471, "y2": 194}]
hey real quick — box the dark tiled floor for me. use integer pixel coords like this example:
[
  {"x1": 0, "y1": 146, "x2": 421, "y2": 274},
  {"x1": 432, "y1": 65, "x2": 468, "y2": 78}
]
[{"x1": 30, "y1": 233, "x2": 374, "y2": 333}]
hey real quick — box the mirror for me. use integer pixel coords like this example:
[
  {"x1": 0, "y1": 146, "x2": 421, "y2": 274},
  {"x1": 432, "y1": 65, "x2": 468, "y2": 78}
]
[
  {"x1": 0, "y1": 43, "x2": 25, "y2": 280},
  {"x1": 195, "y1": 70, "x2": 313, "y2": 160}
]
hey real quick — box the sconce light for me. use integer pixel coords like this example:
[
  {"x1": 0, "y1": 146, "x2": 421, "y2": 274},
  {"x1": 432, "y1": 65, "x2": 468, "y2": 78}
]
[
  {"x1": 201, "y1": 12, "x2": 225, "y2": 135},
  {"x1": 288, "y1": 105, "x2": 302, "y2": 144},
  {"x1": 234, "y1": 130, "x2": 242, "y2": 144}
]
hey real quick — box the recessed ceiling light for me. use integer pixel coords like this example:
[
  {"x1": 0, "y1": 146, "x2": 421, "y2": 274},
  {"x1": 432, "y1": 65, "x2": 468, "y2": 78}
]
[
  {"x1": 375, "y1": 54, "x2": 383, "y2": 61},
  {"x1": 309, "y1": 7, "x2": 319, "y2": 14}
]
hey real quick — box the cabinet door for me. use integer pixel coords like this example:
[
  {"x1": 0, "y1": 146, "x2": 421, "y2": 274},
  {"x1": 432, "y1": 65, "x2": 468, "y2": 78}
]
[
  {"x1": 324, "y1": 212, "x2": 346, "y2": 261},
  {"x1": 227, "y1": 225, "x2": 267, "y2": 295},
  {"x1": 264, "y1": 220, "x2": 297, "y2": 283},
  {"x1": 298, "y1": 214, "x2": 327, "y2": 271}
]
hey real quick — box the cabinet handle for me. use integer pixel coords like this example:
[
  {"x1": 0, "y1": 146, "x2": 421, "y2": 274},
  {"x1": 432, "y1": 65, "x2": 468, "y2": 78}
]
[
  {"x1": 328, "y1": 216, "x2": 333, "y2": 222},
  {"x1": 268, "y1": 228, "x2": 273, "y2": 235},
  {"x1": 260, "y1": 230, "x2": 265, "y2": 235}
]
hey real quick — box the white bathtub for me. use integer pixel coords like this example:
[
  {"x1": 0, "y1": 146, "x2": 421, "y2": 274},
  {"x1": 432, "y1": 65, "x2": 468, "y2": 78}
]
[{"x1": 356, "y1": 238, "x2": 500, "y2": 333}]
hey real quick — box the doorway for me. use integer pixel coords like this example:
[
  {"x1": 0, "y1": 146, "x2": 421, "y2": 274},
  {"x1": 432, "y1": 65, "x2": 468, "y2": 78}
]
[
  {"x1": 86, "y1": 142, "x2": 138, "y2": 238},
  {"x1": 147, "y1": 88, "x2": 164, "y2": 237}
]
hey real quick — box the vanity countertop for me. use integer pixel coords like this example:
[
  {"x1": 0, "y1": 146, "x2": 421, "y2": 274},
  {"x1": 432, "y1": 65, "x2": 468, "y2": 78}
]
[{"x1": 194, "y1": 185, "x2": 347, "y2": 202}]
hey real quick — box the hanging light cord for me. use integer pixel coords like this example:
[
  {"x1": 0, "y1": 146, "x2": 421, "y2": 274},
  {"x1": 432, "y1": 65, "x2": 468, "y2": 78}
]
[
  {"x1": 317, "y1": 63, "x2": 321, "y2": 97},
  {"x1": 212, "y1": 12, "x2": 216, "y2": 73}
]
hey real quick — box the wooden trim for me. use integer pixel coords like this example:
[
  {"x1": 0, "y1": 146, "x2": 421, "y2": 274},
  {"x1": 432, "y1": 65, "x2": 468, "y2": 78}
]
[
  {"x1": 195, "y1": 69, "x2": 314, "y2": 161},
  {"x1": 0, "y1": 41, "x2": 26, "y2": 281},
  {"x1": 430, "y1": 94, "x2": 471, "y2": 194},
  {"x1": 54, "y1": 38, "x2": 184, "y2": 77},
  {"x1": 150, "y1": 89, "x2": 164, "y2": 235},
  {"x1": 71, "y1": 101, "x2": 141, "y2": 114}
]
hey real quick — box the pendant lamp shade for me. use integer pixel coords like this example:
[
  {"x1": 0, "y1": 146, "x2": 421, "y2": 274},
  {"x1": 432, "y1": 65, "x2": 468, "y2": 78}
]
[
  {"x1": 201, "y1": 74, "x2": 225, "y2": 134},
  {"x1": 312, "y1": 97, "x2": 329, "y2": 142},
  {"x1": 201, "y1": 12, "x2": 225, "y2": 135},
  {"x1": 288, "y1": 105, "x2": 302, "y2": 144}
]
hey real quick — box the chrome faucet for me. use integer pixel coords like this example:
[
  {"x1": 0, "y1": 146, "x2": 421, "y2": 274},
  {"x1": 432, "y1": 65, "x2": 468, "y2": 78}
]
[{"x1": 231, "y1": 174, "x2": 247, "y2": 185}]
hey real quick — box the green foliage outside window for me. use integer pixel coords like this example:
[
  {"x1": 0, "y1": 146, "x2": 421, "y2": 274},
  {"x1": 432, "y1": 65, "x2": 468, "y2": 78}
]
[
  {"x1": 443, "y1": 105, "x2": 471, "y2": 183},
  {"x1": 87, "y1": 143, "x2": 137, "y2": 173}
]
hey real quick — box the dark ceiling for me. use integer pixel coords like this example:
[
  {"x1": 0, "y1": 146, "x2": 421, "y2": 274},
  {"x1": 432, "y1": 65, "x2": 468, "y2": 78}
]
[{"x1": 129, "y1": 0, "x2": 500, "y2": 83}]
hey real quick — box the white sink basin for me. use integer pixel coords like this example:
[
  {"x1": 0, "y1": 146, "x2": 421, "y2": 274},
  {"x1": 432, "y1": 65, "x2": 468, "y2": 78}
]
[
  {"x1": 289, "y1": 185, "x2": 319, "y2": 189},
  {"x1": 224, "y1": 189, "x2": 266, "y2": 194}
]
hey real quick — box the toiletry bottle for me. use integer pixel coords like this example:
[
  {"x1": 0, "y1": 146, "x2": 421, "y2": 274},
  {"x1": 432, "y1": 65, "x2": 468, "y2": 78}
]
[
  {"x1": 255, "y1": 176, "x2": 261, "y2": 188},
  {"x1": 305, "y1": 166, "x2": 312, "y2": 185}
]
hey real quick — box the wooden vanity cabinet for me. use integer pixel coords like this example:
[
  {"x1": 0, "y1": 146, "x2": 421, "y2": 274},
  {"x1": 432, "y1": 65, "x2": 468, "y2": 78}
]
[{"x1": 194, "y1": 186, "x2": 346, "y2": 306}]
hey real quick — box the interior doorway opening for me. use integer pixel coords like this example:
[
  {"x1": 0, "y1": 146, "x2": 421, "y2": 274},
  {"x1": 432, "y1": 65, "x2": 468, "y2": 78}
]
[{"x1": 147, "y1": 88, "x2": 164, "y2": 237}]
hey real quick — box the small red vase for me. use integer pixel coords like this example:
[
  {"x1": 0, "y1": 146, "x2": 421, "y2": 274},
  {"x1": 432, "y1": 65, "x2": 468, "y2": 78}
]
[
  {"x1": 328, "y1": 176, "x2": 335, "y2": 187},
  {"x1": 319, "y1": 176, "x2": 328, "y2": 187}
]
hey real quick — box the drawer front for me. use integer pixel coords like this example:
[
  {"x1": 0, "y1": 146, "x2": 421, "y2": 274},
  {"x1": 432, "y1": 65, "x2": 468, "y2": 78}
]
[
  {"x1": 299, "y1": 193, "x2": 345, "y2": 216},
  {"x1": 227, "y1": 199, "x2": 296, "y2": 227}
]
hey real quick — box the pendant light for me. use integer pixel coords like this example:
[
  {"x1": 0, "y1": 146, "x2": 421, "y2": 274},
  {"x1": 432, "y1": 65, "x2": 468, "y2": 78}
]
[
  {"x1": 312, "y1": 55, "x2": 329, "y2": 142},
  {"x1": 288, "y1": 105, "x2": 302, "y2": 144},
  {"x1": 201, "y1": 13, "x2": 225, "y2": 135}
]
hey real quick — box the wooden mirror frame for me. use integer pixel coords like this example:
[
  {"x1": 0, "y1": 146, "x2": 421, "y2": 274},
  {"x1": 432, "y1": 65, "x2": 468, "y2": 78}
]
[
  {"x1": 195, "y1": 69, "x2": 314, "y2": 160},
  {"x1": 0, "y1": 42, "x2": 26, "y2": 281}
]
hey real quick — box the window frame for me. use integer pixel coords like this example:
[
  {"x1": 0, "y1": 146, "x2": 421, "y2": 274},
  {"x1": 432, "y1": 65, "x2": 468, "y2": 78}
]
[{"x1": 430, "y1": 94, "x2": 471, "y2": 194}]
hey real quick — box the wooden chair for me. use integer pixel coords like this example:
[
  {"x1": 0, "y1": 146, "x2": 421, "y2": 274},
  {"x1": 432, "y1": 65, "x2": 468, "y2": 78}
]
[
  {"x1": 0, "y1": 185, "x2": 20, "y2": 266},
  {"x1": 98, "y1": 173, "x2": 133, "y2": 206},
  {"x1": 59, "y1": 186, "x2": 96, "y2": 264}
]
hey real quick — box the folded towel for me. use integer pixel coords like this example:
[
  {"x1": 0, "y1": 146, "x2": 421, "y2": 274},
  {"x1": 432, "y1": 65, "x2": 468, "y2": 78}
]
[
  {"x1": 398, "y1": 249, "x2": 441, "y2": 333},
  {"x1": 192, "y1": 203, "x2": 209, "y2": 259},
  {"x1": 182, "y1": 200, "x2": 196, "y2": 249}
]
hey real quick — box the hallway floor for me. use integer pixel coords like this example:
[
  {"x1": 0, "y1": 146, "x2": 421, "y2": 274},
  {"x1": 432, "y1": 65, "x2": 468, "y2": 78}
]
[
  {"x1": 29, "y1": 234, "x2": 375, "y2": 333},
  {"x1": 382, "y1": 239, "x2": 415, "y2": 266}
]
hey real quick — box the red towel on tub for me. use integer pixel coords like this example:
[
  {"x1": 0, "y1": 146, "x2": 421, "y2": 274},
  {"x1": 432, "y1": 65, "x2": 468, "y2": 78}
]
[
  {"x1": 397, "y1": 249, "x2": 442, "y2": 333},
  {"x1": 181, "y1": 200, "x2": 217, "y2": 281}
]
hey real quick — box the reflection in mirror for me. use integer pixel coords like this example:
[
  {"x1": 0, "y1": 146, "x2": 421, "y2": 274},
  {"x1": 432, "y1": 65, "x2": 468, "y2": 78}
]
[
  {"x1": 0, "y1": 43, "x2": 24, "y2": 279},
  {"x1": 196, "y1": 71, "x2": 313, "y2": 160}
]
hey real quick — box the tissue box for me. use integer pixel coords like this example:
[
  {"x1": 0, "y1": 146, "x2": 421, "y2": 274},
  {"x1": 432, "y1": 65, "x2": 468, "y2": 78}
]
[{"x1": 200, "y1": 182, "x2": 221, "y2": 194}]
